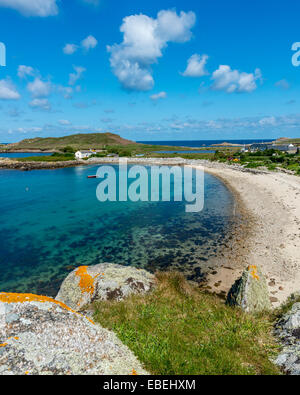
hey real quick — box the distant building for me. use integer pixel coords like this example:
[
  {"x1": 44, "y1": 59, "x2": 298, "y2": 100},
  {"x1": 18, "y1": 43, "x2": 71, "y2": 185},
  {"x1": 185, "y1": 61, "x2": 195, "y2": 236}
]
[
  {"x1": 249, "y1": 143, "x2": 297, "y2": 154},
  {"x1": 75, "y1": 150, "x2": 93, "y2": 159},
  {"x1": 272, "y1": 144, "x2": 296, "y2": 153},
  {"x1": 249, "y1": 143, "x2": 272, "y2": 152}
]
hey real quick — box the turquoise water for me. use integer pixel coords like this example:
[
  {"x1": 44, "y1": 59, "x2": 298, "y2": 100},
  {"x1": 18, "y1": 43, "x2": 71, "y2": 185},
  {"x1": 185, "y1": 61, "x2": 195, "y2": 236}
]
[
  {"x1": 0, "y1": 165, "x2": 236, "y2": 297},
  {"x1": 0, "y1": 153, "x2": 52, "y2": 158}
]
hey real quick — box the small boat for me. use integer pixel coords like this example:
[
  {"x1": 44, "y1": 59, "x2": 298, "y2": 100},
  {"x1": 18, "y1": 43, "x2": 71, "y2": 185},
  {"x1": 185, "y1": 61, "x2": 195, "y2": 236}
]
[{"x1": 87, "y1": 175, "x2": 97, "y2": 179}]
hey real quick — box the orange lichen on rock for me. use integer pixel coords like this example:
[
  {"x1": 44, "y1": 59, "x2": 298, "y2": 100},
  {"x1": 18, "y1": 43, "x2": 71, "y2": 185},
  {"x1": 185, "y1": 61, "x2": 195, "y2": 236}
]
[
  {"x1": 0, "y1": 343, "x2": 8, "y2": 347},
  {"x1": 75, "y1": 266, "x2": 101, "y2": 295},
  {"x1": 0, "y1": 292, "x2": 95, "y2": 325},
  {"x1": 248, "y1": 265, "x2": 259, "y2": 280},
  {"x1": 132, "y1": 369, "x2": 138, "y2": 375}
]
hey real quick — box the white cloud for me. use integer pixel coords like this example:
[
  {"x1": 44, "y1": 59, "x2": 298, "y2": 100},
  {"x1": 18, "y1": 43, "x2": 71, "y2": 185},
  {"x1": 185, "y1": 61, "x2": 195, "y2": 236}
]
[
  {"x1": 17, "y1": 65, "x2": 35, "y2": 78},
  {"x1": 0, "y1": 0, "x2": 59, "y2": 17},
  {"x1": 181, "y1": 54, "x2": 209, "y2": 77},
  {"x1": 275, "y1": 79, "x2": 290, "y2": 90},
  {"x1": 150, "y1": 91, "x2": 167, "y2": 101},
  {"x1": 258, "y1": 116, "x2": 277, "y2": 126},
  {"x1": 57, "y1": 85, "x2": 73, "y2": 99},
  {"x1": 63, "y1": 35, "x2": 98, "y2": 55},
  {"x1": 0, "y1": 79, "x2": 20, "y2": 100},
  {"x1": 81, "y1": 35, "x2": 98, "y2": 51},
  {"x1": 63, "y1": 44, "x2": 78, "y2": 55},
  {"x1": 58, "y1": 119, "x2": 71, "y2": 125},
  {"x1": 27, "y1": 78, "x2": 51, "y2": 98},
  {"x1": 29, "y1": 98, "x2": 51, "y2": 111},
  {"x1": 211, "y1": 65, "x2": 262, "y2": 93},
  {"x1": 107, "y1": 9, "x2": 196, "y2": 91},
  {"x1": 68, "y1": 66, "x2": 86, "y2": 86},
  {"x1": 15, "y1": 126, "x2": 43, "y2": 134}
]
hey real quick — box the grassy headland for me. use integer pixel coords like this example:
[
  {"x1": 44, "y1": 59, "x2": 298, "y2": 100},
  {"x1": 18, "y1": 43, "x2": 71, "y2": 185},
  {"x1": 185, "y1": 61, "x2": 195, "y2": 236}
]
[
  {"x1": 1, "y1": 133, "x2": 299, "y2": 175},
  {"x1": 3, "y1": 133, "x2": 134, "y2": 151},
  {"x1": 93, "y1": 272, "x2": 280, "y2": 375}
]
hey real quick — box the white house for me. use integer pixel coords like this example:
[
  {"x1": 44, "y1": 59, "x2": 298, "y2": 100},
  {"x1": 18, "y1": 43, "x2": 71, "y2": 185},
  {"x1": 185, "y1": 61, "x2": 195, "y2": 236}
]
[{"x1": 75, "y1": 150, "x2": 93, "y2": 159}]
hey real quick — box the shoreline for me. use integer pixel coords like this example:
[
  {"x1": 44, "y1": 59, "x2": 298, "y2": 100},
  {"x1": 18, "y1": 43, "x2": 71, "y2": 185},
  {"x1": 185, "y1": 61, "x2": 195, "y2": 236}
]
[
  {"x1": 199, "y1": 163, "x2": 300, "y2": 308},
  {"x1": 1, "y1": 156, "x2": 299, "y2": 307}
]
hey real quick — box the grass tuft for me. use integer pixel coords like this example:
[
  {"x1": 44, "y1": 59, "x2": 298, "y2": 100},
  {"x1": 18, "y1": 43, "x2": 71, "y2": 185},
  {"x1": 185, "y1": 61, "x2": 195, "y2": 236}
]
[{"x1": 93, "y1": 272, "x2": 280, "y2": 375}]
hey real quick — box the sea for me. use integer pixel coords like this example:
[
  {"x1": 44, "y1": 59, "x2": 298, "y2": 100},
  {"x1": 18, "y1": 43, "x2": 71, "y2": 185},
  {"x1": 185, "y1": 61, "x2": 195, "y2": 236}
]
[
  {"x1": 0, "y1": 164, "x2": 237, "y2": 297},
  {"x1": 138, "y1": 139, "x2": 275, "y2": 147},
  {"x1": 0, "y1": 153, "x2": 52, "y2": 158}
]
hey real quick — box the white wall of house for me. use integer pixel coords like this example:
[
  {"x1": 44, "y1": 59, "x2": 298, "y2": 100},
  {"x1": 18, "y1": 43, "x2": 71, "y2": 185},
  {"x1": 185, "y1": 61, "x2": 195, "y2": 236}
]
[{"x1": 75, "y1": 151, "x2": 93, "y2": 159}]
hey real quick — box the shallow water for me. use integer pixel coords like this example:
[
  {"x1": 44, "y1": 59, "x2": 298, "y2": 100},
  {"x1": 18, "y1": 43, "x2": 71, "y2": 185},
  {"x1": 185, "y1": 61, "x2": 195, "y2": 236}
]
[
  {"x1": 0, "y1": 164, "x2": 236, "y2": 296},
  {"x1": 0, "y1": 152, "x2": 52, "y2": 158}
]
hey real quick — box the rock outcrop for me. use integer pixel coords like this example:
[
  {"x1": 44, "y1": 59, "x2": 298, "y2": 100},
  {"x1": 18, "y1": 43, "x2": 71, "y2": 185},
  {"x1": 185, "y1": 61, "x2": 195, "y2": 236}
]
[
  {"x1": 0, "y1": 292, "x2": 148, "y2": 375},
  {"x1": 226, "y1": 265, "x2": 271, "y2": 313},
  {"x1": 274, "y1": 301, "x2": 300, "y2": 375},
  {"x1": 56, "y1": 263, "x2": 155, "y2": 311}
]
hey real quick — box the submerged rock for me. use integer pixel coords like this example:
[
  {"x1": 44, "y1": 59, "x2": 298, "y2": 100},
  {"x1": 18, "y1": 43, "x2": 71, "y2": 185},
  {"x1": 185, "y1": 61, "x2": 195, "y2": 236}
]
[
  {"x1": 0, "y1": 292, "x2": 148, "y2": 375},
  {"x1": 56, "y1": 263, "x2": 155, "y2": 311},
  {"x1": 274, "y1": 302, "x2": 300, "y2": 375},
  {"x1": 226, "y1": 265, "x2": 271, "y2": 313}
]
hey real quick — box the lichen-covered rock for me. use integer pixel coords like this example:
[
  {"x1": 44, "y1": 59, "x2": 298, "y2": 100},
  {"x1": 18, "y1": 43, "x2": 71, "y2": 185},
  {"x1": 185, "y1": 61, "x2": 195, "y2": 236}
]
[
  {"x1": 0, "y1": 292, "x2": 148, "y2": 375},
  {"x1": 226, "y1": 265, "x2": 271, "y2": 313},
  {"x1": 55, "y1": 263, "x2": 155, "y2": 311},
  {"x1": 274, "y1": 302, "x2": 300, "y2": 375}
]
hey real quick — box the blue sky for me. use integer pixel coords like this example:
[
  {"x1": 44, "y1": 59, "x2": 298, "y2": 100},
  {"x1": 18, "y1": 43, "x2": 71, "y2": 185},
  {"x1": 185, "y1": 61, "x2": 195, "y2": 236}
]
[{"x1": 0, "y1": 0, "x2": 300, "y2": 142}]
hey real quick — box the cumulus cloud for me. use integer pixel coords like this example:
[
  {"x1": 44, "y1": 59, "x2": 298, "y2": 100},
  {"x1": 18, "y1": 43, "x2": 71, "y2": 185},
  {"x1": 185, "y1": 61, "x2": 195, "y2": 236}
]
[
  {"x1": 27, "y1": 78, "x2": 51, "y2": 98},
  {"x1": 0, "y1": 79, "x2": 20, "y2": 100},
  {"x1": 68, "y1": 66, "x2": 86, "y2": 86},
  {"x1": 211, "y1": 65, "x2": 262, "y2": 93},
  {"x1": 58, "y1": 119, "x2": 71, "y2": 125},
  {"x1": 0, "y1": 0, "x2": 59, "y2": 17},
  {"x1": 258, "y1": 116, "x2": 277, "y2": 126},
  {"x1": 29, "y1": 98, "x2": 51, "y2": 111},
  {"x1": 81, "y1": 35, "x2": 98, "y2": 51},
  {"x1": 107, "y1": 9, "x2": 196, "y2": 91},
  {"x1": 150, "y1": 91, "x2": 167, "y2": 101},
  {"x1": 63, "y1": 44, "x2": 78, "y2": 55},
  {"x1": 181, "y1": 54, "x2": 209, "y2": 77},
  {"x1": 63, "y1": 35, "x2": 98, "y2": 55},
  {"x1": 275, "y1": 79, "x2": 290, "y2": 90},
  {"x1": 17, "y1": 65, "x2": 35, "y2": 79}
]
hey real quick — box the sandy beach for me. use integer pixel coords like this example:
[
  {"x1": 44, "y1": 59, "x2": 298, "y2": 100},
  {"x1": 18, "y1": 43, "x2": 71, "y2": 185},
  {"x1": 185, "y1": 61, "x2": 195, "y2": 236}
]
[{"x1": 199, "y1": 162, "x2": 300, "y2": 308}]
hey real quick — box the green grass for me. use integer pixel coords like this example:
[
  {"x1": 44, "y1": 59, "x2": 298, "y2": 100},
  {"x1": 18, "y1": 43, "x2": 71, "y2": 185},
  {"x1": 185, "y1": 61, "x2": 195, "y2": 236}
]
[
  {"x1": 93, "y1": 272, "x2": 280, "y2": 375},
  {"x1": 16, "y1": 153, "x2": 75, "y2": 162},
  {"x1": 5, "y1": 133, "x2": 135, "y2": 151}
]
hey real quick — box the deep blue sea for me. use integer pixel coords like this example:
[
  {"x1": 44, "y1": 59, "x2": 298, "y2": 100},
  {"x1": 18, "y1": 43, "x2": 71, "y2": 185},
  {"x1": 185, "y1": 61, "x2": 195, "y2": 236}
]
[
  {"x1": 0, "y1": 164, "x2": 237, "y2": 297},
  {"x1": 138, "y1": 139, "x2": 275, "y2": 147},
  {"x1": 154, "y1": 150, "x2": 216, "y2": 154}
]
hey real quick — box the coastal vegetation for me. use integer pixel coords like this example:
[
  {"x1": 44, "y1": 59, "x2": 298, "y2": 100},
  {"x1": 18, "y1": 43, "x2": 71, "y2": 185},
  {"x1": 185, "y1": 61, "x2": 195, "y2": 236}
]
[
  {"x1": 15, "y1": 152, "x2": 75, "y2": 162},
  {"x1": 93, "y1": 272, "x2": 280, "y2": 375},
  {"x1": 1, "y1": 133, "x2": 198, "y2": 155},
  {"x1": 233, "y1": 149, "x2": 300, "y2": 174},
  {"x1": 2, "y1": 132, "x2": 299, "y2": 175},
  {"x1": 2, "y1": 133, "x2": 134, "y2": 151}
]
